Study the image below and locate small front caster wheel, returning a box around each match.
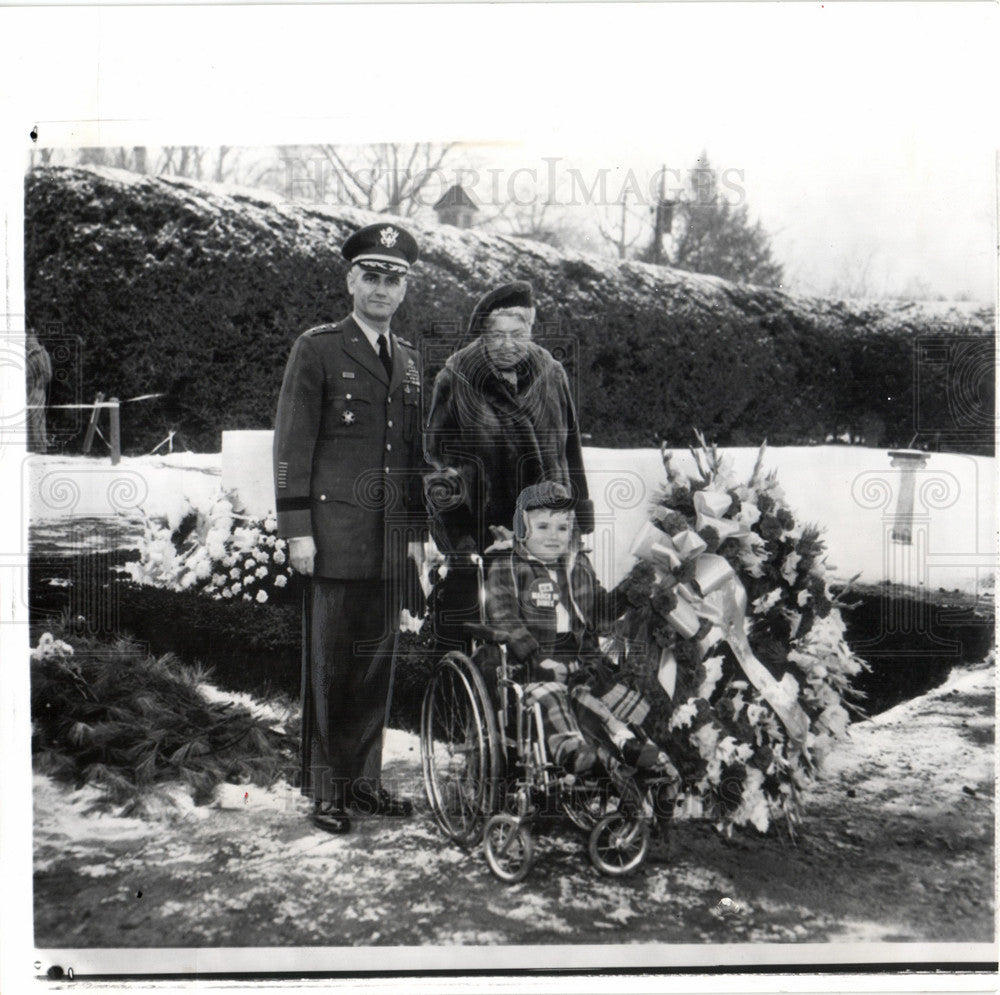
[588,812,649,876]
[483,814,535,883]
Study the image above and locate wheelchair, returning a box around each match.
[419,553,663,883]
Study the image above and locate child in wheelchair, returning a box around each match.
[484,481,680,786]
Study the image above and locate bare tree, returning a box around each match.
[215,146,231,184]
[827,249,884,299]
[595,193,647,260]
[74,146,150,174]
[28,147,56,168]
[281,142,455,216]
[480,175,578,248]
[158,146,208,180]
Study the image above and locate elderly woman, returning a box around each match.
[424,281,594,555]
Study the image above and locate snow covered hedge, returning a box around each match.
[26,165,993,454]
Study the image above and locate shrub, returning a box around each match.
[26,166,994,456]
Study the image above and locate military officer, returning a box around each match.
[274,222,426,834]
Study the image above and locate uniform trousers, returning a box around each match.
[301,578,399,806]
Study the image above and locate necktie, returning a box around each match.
[378,334,393,380]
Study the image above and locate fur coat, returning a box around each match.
[424,338,594,552]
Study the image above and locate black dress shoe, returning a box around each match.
[309,802,351,834]
[351,783,413,817]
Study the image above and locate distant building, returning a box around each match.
[433,184,479,229]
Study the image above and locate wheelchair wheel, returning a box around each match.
[421,651,501,847]
[588,812,650,876]
[483,814,534,883]
[562,778,619,831]
[562,752,650,831]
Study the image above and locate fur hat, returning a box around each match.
[513,481,575,540]
[467,281,535,337]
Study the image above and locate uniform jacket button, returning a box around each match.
[387,420,393,428]
[385,443,392,451]
[319,494,327,501]
[387,396,393,405]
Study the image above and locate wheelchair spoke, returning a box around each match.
[421,652,500,847]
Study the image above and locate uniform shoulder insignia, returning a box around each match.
[395,336,415,349]
[304,322,344,338]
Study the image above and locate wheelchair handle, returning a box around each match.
[468,552,487,624]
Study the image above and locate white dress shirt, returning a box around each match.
[352,311,391,362]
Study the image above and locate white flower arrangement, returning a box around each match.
[124,490,294,604]
[31,632,76,664]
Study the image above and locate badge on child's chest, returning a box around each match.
[527,578,559,609]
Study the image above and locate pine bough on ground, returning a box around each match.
[30,627,299,815]
[31,490,302,812]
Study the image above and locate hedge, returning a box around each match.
[25,166,994,455]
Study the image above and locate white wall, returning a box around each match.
[220,431,995,595]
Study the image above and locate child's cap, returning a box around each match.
[513,481,575,540]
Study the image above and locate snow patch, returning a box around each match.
[488,894,573,933]
[33,775,157,842]
[811,662,994,815]
[383,726,421,761]
[197,681,292,729]
[212,780,301,813]
[76,863,118,878]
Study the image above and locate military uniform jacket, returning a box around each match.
[273,315,427,579]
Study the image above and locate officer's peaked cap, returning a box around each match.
[342,223,419,274]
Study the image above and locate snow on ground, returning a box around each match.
[810,657,995,817]
[32,663,996,950]
[32,775,153,847]
[212,781,303,813]
[27,452,221,524]
[196,681,294,732]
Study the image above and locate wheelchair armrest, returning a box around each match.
[462,622,512,645]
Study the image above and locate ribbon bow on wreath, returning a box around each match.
[629,488,812,763]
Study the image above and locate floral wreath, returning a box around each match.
[612,433,867,834]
